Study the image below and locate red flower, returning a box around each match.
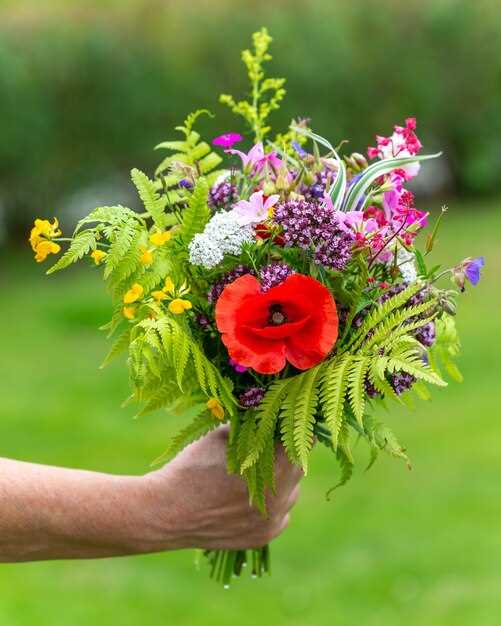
[215,274,338,374]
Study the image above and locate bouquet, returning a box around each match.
[30,28,484,586]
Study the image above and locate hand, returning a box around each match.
[142,426,302,551]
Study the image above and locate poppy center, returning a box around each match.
[268,304,287,326]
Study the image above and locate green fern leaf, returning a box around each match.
[241,377,292,472]
[104,218,139,279]
[292,366,321,473]
[152,411,217,465]
[46,230,97,274]
[347,357,370,427]
[180,178,210,245]
[320,355,352,450]
[74,205,139,234]
[100,327,131,369]
[131,168,168,229]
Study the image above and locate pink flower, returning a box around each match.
[226,142,283,173]
[368,118,423,179]
[230,190,280,226]
[212,133,243,149]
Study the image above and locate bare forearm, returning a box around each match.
[0,458,160,562]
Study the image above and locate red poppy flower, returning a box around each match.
[215,273,338,374]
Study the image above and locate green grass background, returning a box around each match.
[0,201,499,625]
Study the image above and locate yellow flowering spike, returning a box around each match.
[151,290,167,302]
[139,247,153,266]
[207,398,225,421]
[34,240,61,263]
[90,249,107,265]
[163,276,175,294]
[122,306,136,320]
[123,283,144,304]
[168,298,192,315]
[149,230,172,247]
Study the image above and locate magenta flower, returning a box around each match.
[229,358,248,374]
[368,118,423,179]
[212,133,243,149]
[230,190,280,226]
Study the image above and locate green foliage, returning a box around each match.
[219,28,286,141]
[131,168,168,229]
[179,178,210,245]
[429,315,464,382]
[46,230,97,274]
[154,110,224,200]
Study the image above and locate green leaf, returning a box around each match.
[347,357,370,427]
[320,355,352,450]
[131,168,168,229]
[343,152,442,212]
[152,411,217,465]
[46,230,96,274]
[180,177,210,245]
[100,327,131,369]
[104,218,139,279]
[292,366,321,472]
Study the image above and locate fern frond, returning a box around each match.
[279,376,304,464]
[104,218,139,279]
[346,282,424,351]
[100,327,131,369]
[241,377,292,472]
[74,205,139,234]
[346,357,370,427]
[384,353,447,387]
[171,322,191,390]
[327,424,354,497]
[320,355,352,450]
[180,177,210,245]
[46,230,97,274]
[292,366,321,472]
[131,168,168,229]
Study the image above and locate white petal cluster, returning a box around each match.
[397,246,418,283]
[188,211,254,269]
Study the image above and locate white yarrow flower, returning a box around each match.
[188,211,254,269]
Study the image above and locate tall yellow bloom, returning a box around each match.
[123,283,144,304]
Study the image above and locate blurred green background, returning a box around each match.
[0,1,500,625]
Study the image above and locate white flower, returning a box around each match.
[397,247,418,283]
[188,211,254,269]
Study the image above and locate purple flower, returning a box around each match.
[464,256,485,286]
[391,372,416,395]
[239,386,265,407]
[178,179,193,189]
[259,262,294,292]
[229,358,248,374]
[212,133,243,149]
[208,181,238,211]
[230,190,280,226]
[292,140,307,158]
[453,256,485,291]
[415,321,436,347]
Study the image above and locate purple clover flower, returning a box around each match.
[259,262,294,292]
[391,372,416,395]
[415,321,436,347]
[208,264,254,304]
[239,387,265,408]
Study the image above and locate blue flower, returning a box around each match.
[464,256,485,286]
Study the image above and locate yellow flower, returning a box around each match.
[168,298,192,315]
[151,290,167,302]
[34,240,61,263]
[139,247,153,266]
[123,283,144,304]
[90,250,107,265]
[163,276,175,294]
[207,398,225,421]
[29,217,62,252]
[149,230,172,247]
[123,306,136,320]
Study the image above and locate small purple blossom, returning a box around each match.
[195,313,211,329]
[207,264,254,304]
[314,233,353,271]
[239,386,265,408]
[208,181,238,211]
[365,378,380,399]
[292,141,307,158]
[212,133,243,149]
[415,321,436,347]
[391,372,416,395]
[464,256,485,286]
[230,358,248,374]
[259,262,294,292]
[178,178,193,190]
